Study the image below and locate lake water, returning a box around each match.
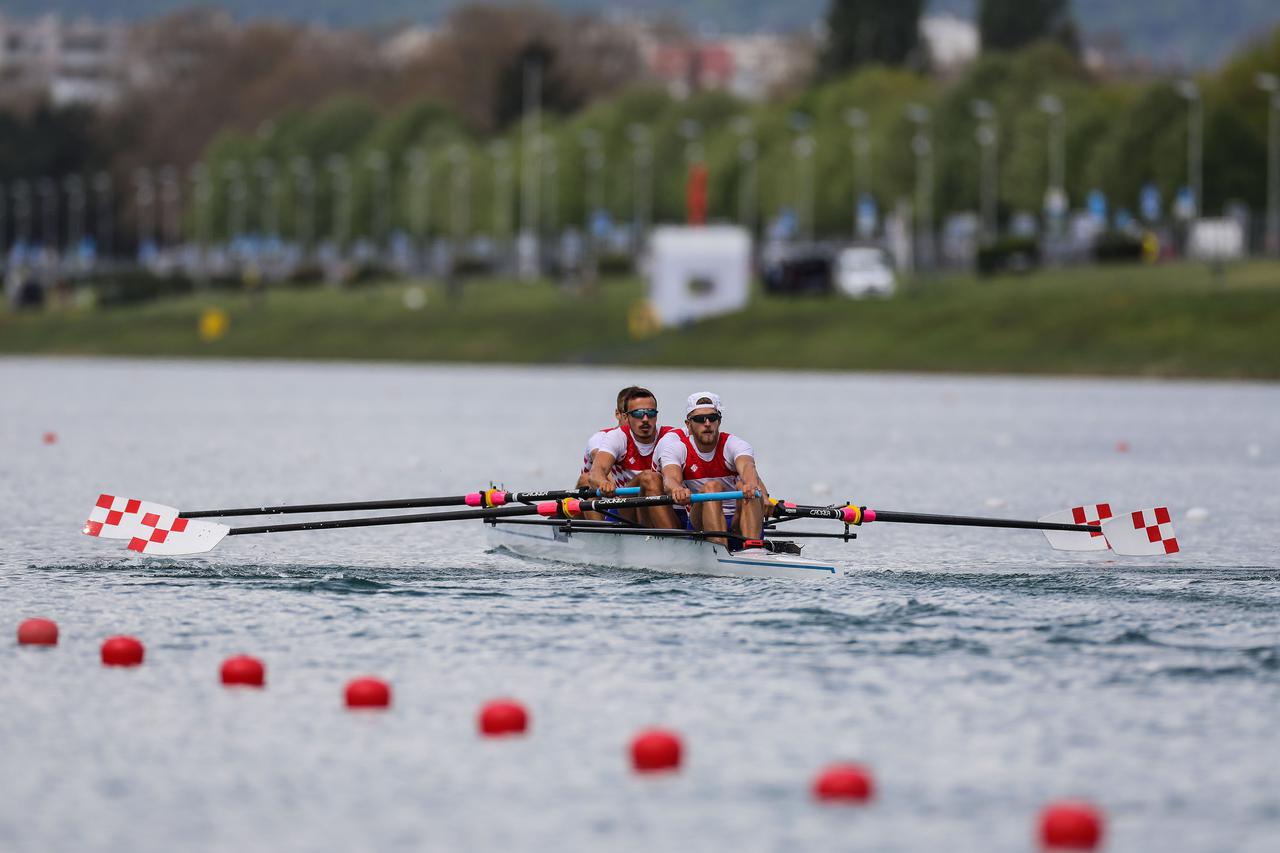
[1,357,1277,852]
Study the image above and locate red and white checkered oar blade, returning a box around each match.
[1039,504,1115,551]
[83,494,181,541]
[1101,507,1180,557]
[123,518,229,556]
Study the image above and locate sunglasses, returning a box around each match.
[626,408,659,420]
[688,413,721,424]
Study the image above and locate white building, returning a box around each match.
[0,13,126,107]
[920,14,979,74]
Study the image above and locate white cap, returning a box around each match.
[685,391,723,418]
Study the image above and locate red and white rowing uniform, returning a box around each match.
[581,424,676,486]
[654,429,755,497]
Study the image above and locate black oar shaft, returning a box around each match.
[227,503,541,535]
[224,493,707,537]
[867,510,1097,534]
[184,495,472,518]
[182,487,606,519]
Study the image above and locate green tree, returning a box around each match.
[819,0,925,79]
[979,0,1079,55]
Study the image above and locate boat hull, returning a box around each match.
[486,522,843,579]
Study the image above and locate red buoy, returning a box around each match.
[220,655,266,687]
[345,677,391,709]
[42,431,58,445]
[1039,801,1104,850]
[101,635,145,666]
[812,763,875,802]
[478,698,529,736]
[630,728,682,772]
[17,618,59,646]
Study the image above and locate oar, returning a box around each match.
[104,492,745,557]
[83,486,641,542]
[768,500,1178,557]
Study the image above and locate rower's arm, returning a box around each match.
[734,455,766,501]
[661,463,692,505]
[587,451,618,493]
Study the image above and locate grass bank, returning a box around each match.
[3,260,1279,378]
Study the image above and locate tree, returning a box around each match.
[979,0,1079,55]
[819,0,925,79]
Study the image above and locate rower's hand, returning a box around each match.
[672,485,693,506]
[600,481,618,497]
[738,475,765,502]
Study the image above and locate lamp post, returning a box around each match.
[907,103,934,270]
[844,108,869,239]
[790,112,815,241]
[37,177,57,254]
[365,150,388,250]
[628,123,652,255]
[519,54,542,280]
[189,163,210,265]
[540,133,559,237]
[447,143,470,246]
[222,161,245,245]
[325,154,350,251]
[732,116,758,236]
[971,99,999,242]
[290,156,314,253]
[579,128,603,238]
[133,167,155,256]
[92,172,112,261]
[489,140,513,247]
[159,165,181,247]
[12,180,32,246]
[1257,72,1279,255]
[404,147,428,248]
[1176,80,1203,218]
[1038,94,1066,233]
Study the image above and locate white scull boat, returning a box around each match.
[485,520,843,579]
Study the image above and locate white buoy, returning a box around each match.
[810,482,832,496]
[984,497,1008,509]
[1246,443,1262,459]
[1185,507,1210,522]
[994,433,1013,448]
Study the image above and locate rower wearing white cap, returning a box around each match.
[655,391,768,548]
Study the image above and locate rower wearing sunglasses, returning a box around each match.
[655,391,769,549]
[579,386,679,526]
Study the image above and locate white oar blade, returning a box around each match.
[83,494,181,541]
[1102,508,1180,556]
[1039,504,1114,551]
[122,517,229,556]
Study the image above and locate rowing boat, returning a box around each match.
[485,520,843,579]
[80,486,1180,577]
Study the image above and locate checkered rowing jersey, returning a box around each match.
[654,429,754,494]
[581,424,676,486]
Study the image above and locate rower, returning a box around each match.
[655,391,768,549]
[579,386,678,526]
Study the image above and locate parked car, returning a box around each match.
[834,247,896,297]
[761,242,833,295]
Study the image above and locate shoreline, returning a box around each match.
[3,260,1279,380]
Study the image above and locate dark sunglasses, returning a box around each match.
[626,408,659,420]
[688,413,721,424]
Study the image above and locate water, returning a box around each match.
[2,358,1277,852]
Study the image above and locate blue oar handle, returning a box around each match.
[690,490,746,503]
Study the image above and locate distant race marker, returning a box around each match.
[17,618,59,646]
